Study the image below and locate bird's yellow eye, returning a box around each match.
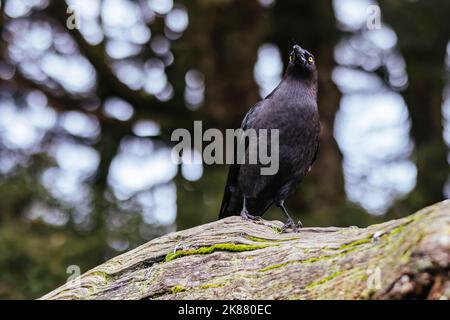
[308,56,314,63]
[289,54,294,63]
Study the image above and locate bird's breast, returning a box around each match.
[256,102,319,138]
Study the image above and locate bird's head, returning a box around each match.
[288,44,316,75]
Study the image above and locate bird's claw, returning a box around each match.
[281,219,303,233]
[240,210,261,221]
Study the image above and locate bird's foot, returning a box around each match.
[240,210,261,221]
[281,218,303,233]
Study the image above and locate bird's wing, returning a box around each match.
[311,140,319,167]
[241,100,262,130]
[309,120,321,170]
[218,102,263,219]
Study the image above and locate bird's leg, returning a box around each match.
[240,197,261,221]
[276,201,302,233]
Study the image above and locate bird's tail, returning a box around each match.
[218,164,242,219]
[219,189,243,219]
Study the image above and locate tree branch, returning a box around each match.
[41,201,450,300]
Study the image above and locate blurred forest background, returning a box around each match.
[0,0,449,299]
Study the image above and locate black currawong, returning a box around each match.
[218,44,320,232]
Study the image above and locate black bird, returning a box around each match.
[218,44,320,232]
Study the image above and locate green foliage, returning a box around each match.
[0,221,105,299]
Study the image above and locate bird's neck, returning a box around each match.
[282,70,318,108]
[284,64,317,84]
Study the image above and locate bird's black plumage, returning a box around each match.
[219,44,320,231]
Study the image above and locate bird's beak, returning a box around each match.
[293,45,307,66]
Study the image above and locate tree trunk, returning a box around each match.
[41,201,450,300]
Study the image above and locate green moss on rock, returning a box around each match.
[245,235,299,243]
[338,238,371,250]
[304,270,345,289]
[259,262,289,272]
[200,283,225,289]
[170,285,186,294]
[165,243,270,262]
